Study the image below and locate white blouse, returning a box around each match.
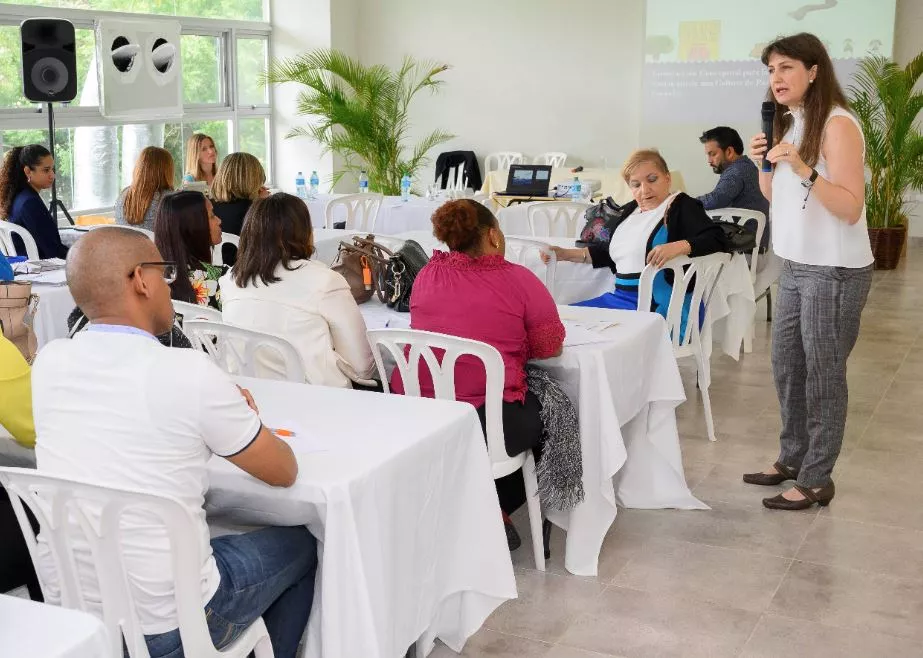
[219,260,376,388]
[609,193,678,274]
[770,106,873,268]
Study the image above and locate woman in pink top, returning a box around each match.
[397,199,565,547]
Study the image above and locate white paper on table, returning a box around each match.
[14,269,68,286]
[264,422,330,454]
[563,320,621,347]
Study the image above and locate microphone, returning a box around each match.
[761,101,776,173]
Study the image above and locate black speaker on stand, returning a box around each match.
[20,17,78,225]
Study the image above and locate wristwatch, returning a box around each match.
[801,168,819,189]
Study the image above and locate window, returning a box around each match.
[0,0,266,22]
[0,2,273,213]
[237,37,268,107]
[182,34,224,106]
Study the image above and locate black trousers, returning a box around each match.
[475,391,544,514]
[0,485,42,600]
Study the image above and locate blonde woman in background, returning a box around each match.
[183,133,218,187]
[114,146,174,231]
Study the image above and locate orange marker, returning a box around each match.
[271,428,297,438]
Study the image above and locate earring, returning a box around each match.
[809,79,814,84]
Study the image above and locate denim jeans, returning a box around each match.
[144,526,318,658]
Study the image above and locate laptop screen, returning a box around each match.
[505,165,553,195]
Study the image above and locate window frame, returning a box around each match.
[0,2,274,194]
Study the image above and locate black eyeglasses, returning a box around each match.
[129,261,177,284]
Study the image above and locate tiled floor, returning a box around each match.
[432,241,923,658]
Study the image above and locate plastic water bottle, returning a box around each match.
[400,174,411,202]
[182,173,195,184]
[295,171,307,199]
[570,176,582,203]
[359,170,369,194]
[309,170,319,198]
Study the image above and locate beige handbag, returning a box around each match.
[0,281,39,362]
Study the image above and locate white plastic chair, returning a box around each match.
[0,467,273,658]
[483,152,524,175]
[638,253,730,442]
[532,152,568,168]
[212,232,240,267]
[0,222,40,260]
[707,208,768,352]
[324,193,383,231]
[173,300,222,323]
[526,201,589,239]
[182,319,308,383]
[366,329,545,570]
[121,226,155,240]
[505,237,557,295]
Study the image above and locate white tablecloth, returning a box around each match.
[305,194,446,234]
[0,594,110,658]
[205,378,516,657]
[23,269,75,349]
[358,302,705,576]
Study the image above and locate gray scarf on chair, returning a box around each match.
[526,365,584,511]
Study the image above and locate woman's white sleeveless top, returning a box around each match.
[771,105,873,268]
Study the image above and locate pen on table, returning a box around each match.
[270,428,297,438]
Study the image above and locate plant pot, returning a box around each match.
[867,226,906,270]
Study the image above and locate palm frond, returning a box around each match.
[265,49,451,195]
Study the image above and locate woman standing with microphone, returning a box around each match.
[745,33,873,510]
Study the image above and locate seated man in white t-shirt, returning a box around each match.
[31,226,317,658]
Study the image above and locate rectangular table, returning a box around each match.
[204,378,516,657]
[359,303,706,576]
[0,593,110,658]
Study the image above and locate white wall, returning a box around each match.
[353,0,645,187]
[269,0,336,194]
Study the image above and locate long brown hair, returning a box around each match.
[761,33,849,168]
[154,190,214,303]
[123,146,174,225]
[233,193,315,288]
[184,133,217,182]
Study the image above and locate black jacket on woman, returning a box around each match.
[587,192,728,272]
[212,198,252,266]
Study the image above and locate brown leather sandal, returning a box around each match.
[742,461,799,486]
[762,482,835,510]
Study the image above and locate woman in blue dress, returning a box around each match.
[548,150,727,333]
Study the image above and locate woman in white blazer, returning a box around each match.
[219,193,376,388]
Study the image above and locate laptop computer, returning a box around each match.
[497,164,552,197]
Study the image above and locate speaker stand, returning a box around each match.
[45,101,74,226]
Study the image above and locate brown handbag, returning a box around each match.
[0,281,39,362]
[331,235,394,303]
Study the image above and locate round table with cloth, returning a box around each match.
[359,301,706,576]
[205,377,516,657]
[0,593,110,658]
[303,194,448,233]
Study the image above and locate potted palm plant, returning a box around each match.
[848,52,923,269]
[265,49,453,195]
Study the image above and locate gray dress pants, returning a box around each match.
[772,259,873,488]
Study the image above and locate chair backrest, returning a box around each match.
[212,232,239,267]
[0,222,40,260]
[637,253,730,352]
[172,300,222,323]
[707,207,765,280]
[324,193,383,231]
[526,201,589,239]
[366,328,523,478]
[440,164,469,192]
[532,152,567,168]
[504,237,557,294]
[483,152,524,175]
[121,226,155,240]
[0,467,224,658]
[182,319,308,383]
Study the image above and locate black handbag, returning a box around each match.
[383,240,429,312]
[578,197,625,246]
[714,221,757,253]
